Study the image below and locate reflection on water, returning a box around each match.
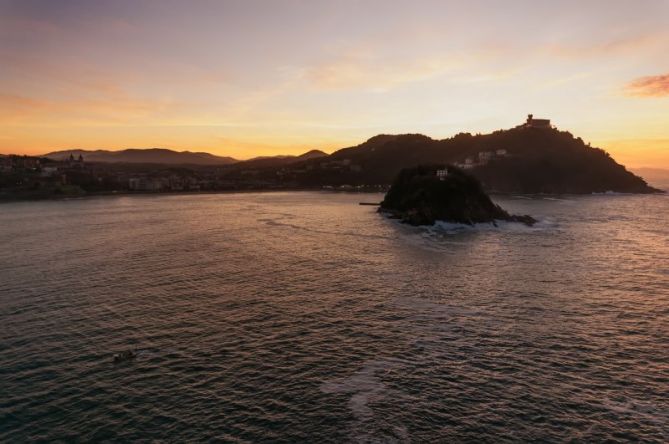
[1,192,668,442]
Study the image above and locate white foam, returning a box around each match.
[389,218,557,252]
[542,197,572,201]
[591,191,633,195]
[320,359,403,420]
[429,218,555,235]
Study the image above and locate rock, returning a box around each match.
[379,165,536,226]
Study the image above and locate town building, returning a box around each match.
[454,147,510,170]
[40,166,59,177]
[524,114,551,129]
[0,156,12,172]
[478,151,494,162]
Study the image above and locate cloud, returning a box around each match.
[547,32,666,59]
[625,73,669,97]
[303,51,462,92]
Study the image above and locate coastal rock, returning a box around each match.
[379,165,536,226]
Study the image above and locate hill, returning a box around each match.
[234,149,327,169]
[297,149,329,160]
[43,148,237,165]
[278,127,659,194]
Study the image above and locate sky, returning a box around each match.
[1,0,668,167]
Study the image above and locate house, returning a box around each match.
[436,169,448,180]
[525,114,551,129]
[0,156,12,172]
[478,151,494,163]
[66,153,85,169]
[129,177,166,191]
[40,166,59,177]
[128,177,144,190]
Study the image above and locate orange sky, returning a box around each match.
[1,0,668,167]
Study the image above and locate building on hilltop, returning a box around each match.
[478,151,494,163]
[66,153,85,169]
[454,148,510,170]
[436,169,448,180]
[524,114,551,129]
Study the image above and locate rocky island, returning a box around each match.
[379,165,536,226]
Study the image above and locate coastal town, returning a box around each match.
[0,151,381,200]
[0,153,233,199]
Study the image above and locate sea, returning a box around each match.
[1,192,668,443]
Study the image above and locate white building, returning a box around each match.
[525,114,551,128]
[478,151,494,163]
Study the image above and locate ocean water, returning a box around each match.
[1,192,668,443]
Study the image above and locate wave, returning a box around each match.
[591,191,634,195]
[429,218,556,234]
[320,359,412,442]
[541,197,573,201]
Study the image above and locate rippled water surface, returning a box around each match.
[1,192,668,442]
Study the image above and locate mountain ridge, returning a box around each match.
[235,126,660,194]
[32,124,663,194]
[43,148,238,165]
[235,149,328,168]
[42,148,329,167]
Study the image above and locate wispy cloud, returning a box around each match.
[625,73,669,97]
[547,32,666,59]
[303,51,463,92]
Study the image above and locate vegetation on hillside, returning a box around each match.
[380,165,536,226]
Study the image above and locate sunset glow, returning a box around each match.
[1,0,668,167]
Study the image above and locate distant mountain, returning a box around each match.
[253,127,659,194]
[233,149,327,169]
[297,149,329,160]
[631,168,669,191]
[43,148,237,165]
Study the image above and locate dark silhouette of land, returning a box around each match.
[227,149,327,169]
[44,148,237,165]
[275,120,658,194]
[1,117,662,200]
[379,165,536,226]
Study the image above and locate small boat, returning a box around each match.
[113,349,137,363]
